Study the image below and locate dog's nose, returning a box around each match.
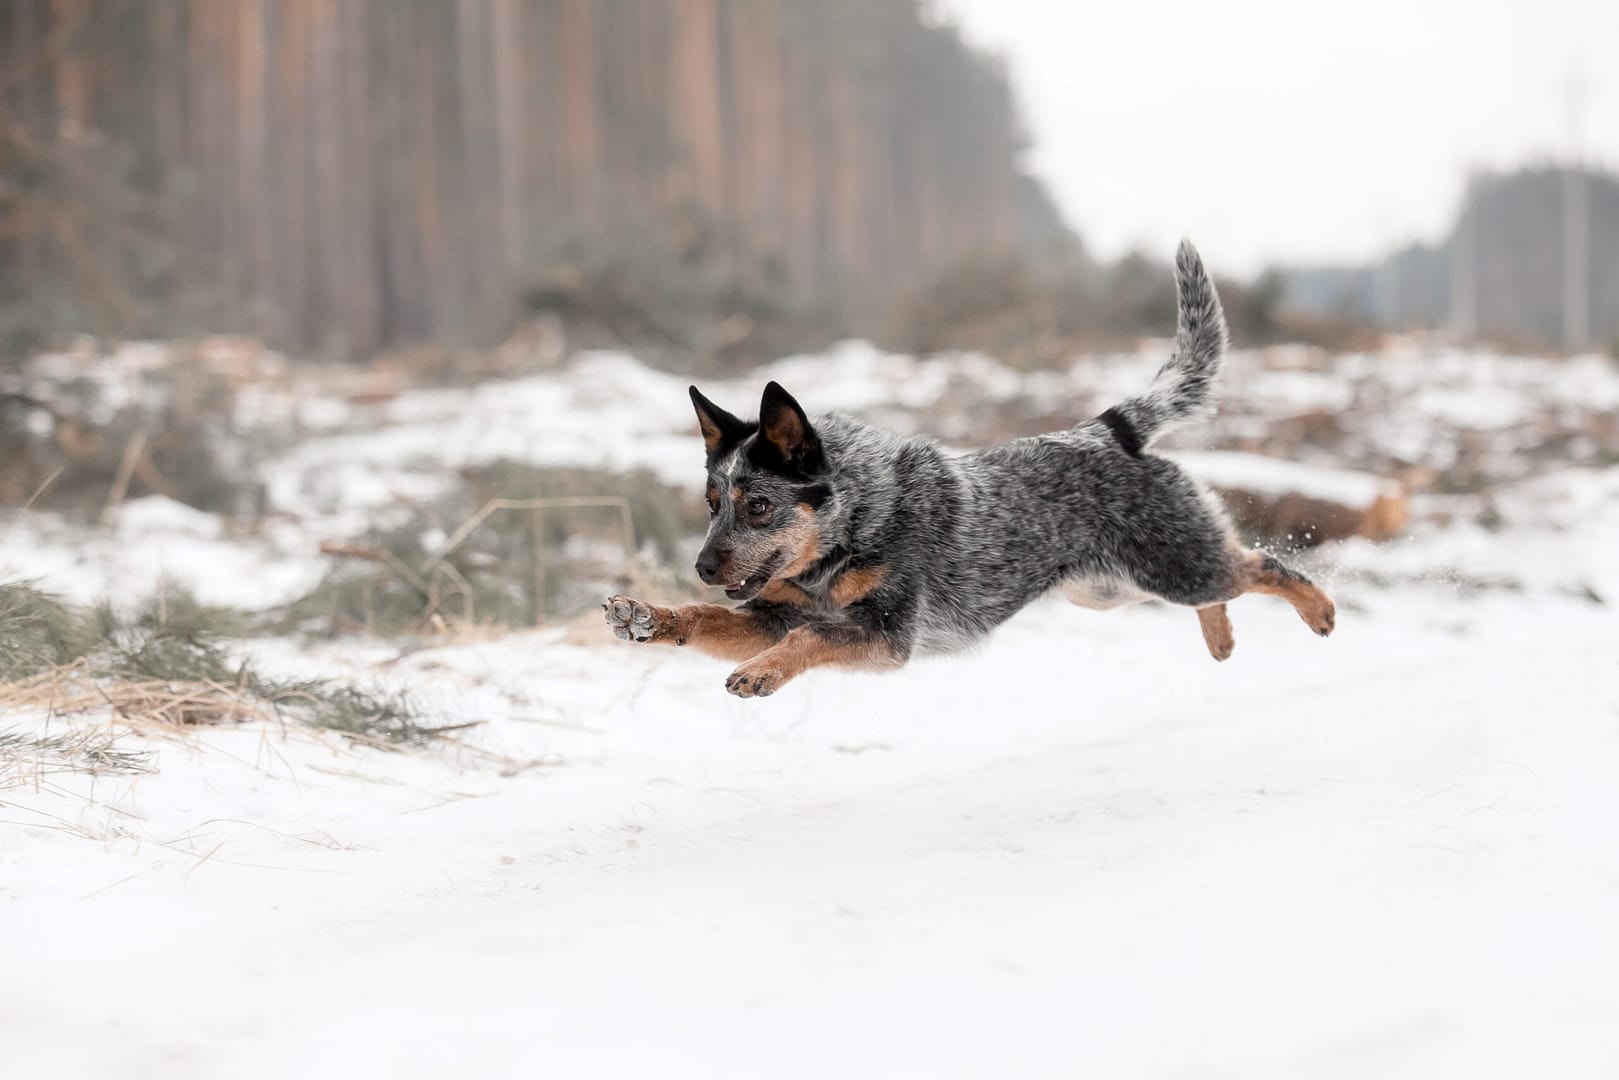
[695,549,721,584]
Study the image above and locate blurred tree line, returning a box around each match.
[0,0,1091,364]
[1282,166,1619,354]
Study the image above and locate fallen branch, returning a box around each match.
[421,495,637,576]
[419,495,638,625]
[318,541,432,597]
[100,427,147,524]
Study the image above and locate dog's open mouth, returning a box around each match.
[721,551,785,601]
[723,575,765,600]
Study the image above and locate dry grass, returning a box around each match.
[5,660,263,728]
[0,724,153,792]
[0,581,462,786]
[278,461,704,637]
[1,347,273,518]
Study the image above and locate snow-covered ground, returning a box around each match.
[4,339,1618,1077]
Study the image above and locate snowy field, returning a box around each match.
[4,339,1618,1078]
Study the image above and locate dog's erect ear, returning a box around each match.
[690,386,751,462]
[757,381,823,474]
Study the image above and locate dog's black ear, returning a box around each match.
[689,386,751,462]
[757,381,823,475]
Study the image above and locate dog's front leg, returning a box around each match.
[604,595,783,661]
[723,625,901,699]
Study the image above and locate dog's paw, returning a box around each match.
[1305,597,1336,638]
[603,595,665,643]
[725,660,788,699]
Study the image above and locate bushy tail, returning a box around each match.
[1110,240,1228,450]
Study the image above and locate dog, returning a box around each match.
[604,241,1334,697]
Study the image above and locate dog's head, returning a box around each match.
[688,382,831,601]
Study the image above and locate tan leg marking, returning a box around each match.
[604,596,781,661]
[725,627,898,698]
[1196,603,1234,661]
[829,565,888,608]
[1238,552,1335,637]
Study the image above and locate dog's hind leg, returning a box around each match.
[1235,552,1335,637]
[1196,603,1234,661]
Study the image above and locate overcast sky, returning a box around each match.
[941,0,1619,277]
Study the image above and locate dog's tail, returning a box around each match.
[1099,240,1228,453]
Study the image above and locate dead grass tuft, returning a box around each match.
[0,725,154,791]
[0,581,459,765]
[278,462,704,637]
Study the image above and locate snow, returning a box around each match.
[1410,384,1533,430]
[0,498,325,611]
[1328,467,1619,602]
[260,353,707,506]
[1173,450,1400,507]
[762,340,1027,414]
[4,338,1619,1077]
[6,595,1618,1078]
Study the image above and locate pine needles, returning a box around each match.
[0,727,154,787]
[0,581,95,682]
[0,580,455,751]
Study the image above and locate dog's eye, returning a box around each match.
[746,497,772,517]
[705,494,719,516]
